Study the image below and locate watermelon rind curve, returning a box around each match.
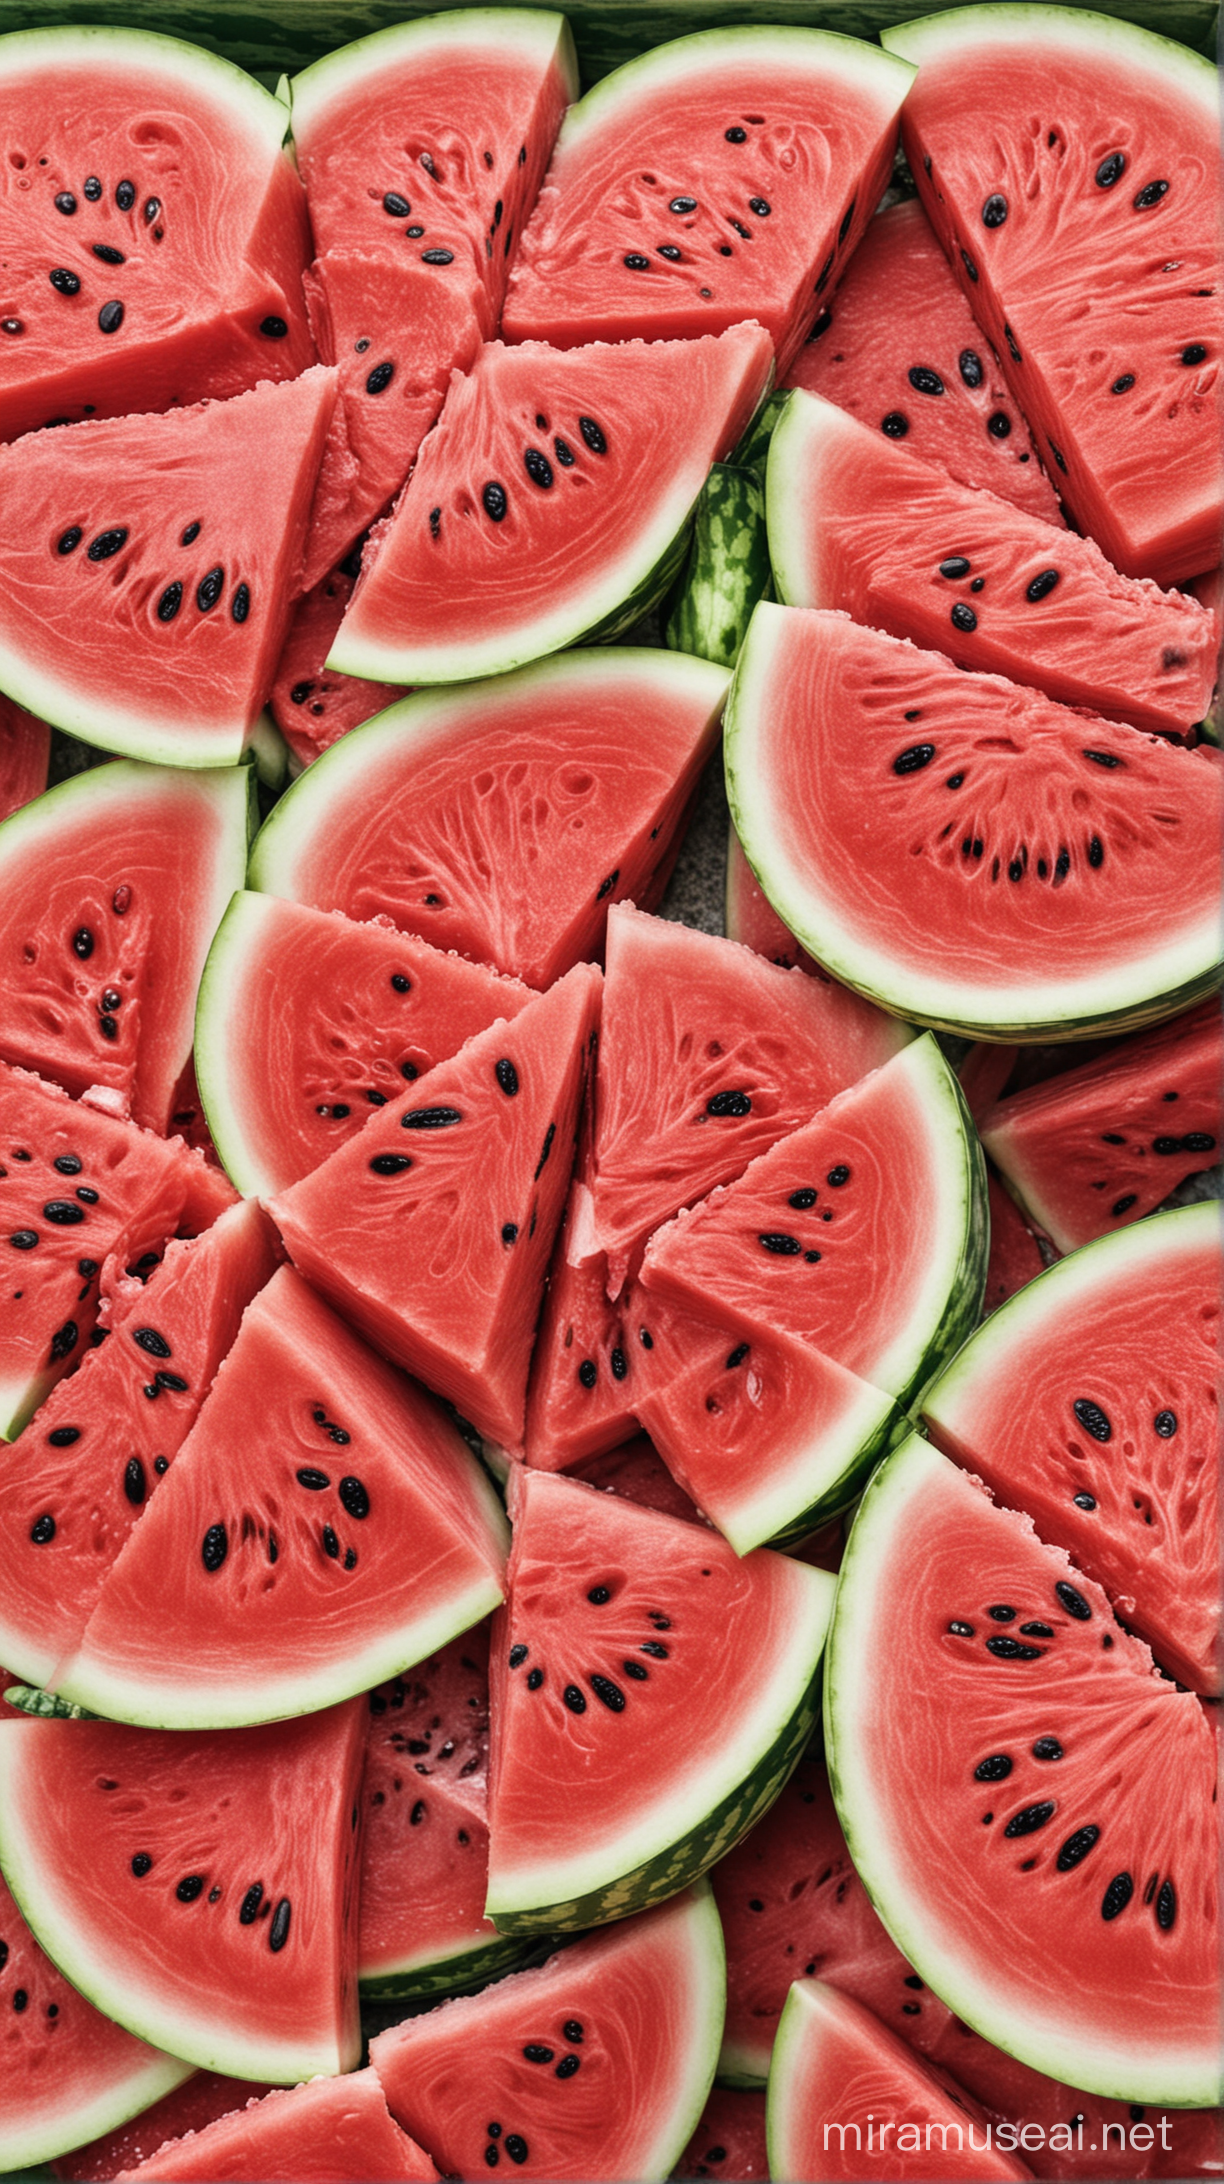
[0,23,292,155]
[288,8,578,140]
[881,2,1218,118]
[0,2045,192,2175]
[486,1561,835,1936]
[359,1927,536,2006]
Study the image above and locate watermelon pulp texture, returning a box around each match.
[110,2069,438,2182]
[676,2088,768,2182]
[268,562,407,770]
[54,2072,273,2182]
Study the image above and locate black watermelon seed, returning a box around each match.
[201,1523,227,1572]
[99,1016,118,1042]
[951,603,978,632]
[1153,1410,1177,1437]
[591,1674,625,1711]
[383,192,411,217]
[948,1621,974,1636]
[1133,180,1168,210]
[370,1153,412,1176]
[485,2150,499,2169]
[959,349,984,387]
[10,1230,38,1250]
[269,1897,291,1950]
[986,1636,1044,1659]
[641,1640,669,1660]
[402,1106,462,1129]
[0,319,23,335]
[961,247,978,282]
[726,1343,750,1369]
[894,743,936,774]
[554,437,575,466]
[123,1457,147,1505]
[939,556,970,578]
[1087,836,1104,868]
[155,1457,169,1475]
[1004,1802,1055,1838]
[1182,344,1208,367]
[133,1327,171,1359]
[1032,1737,1063,1761]
[1019,1623,1054,1638]
[1074,1492,1097,1510]
[49,1322,78,1361]
[670,195,697,213]
[804,1249,821,1263]
[322,1526,340,1559]
[49,267,81,295]
[1055,1581,1092,1620]
[1111,1194,1138,1216]
[1026,569,1060,601]
[1004,325,1022,362]
[610,1346,627,1380]
[84,176,102,201]
[788,1189,817,1209]
[509,1644,528,1667]
[707,1089,751,1116]
[577,1359,597,1390]
[196,567,224,613]
[639,1328,653,1349]
[131,1853,152,1876]
[623,1660,648,1680]
[239,1884,263,1924]
[524,2044,554,2064]
[989,1606,1017,1622]
[623,250,651,270]
[1101,1872,1134,1919]
[91,243,125,265]
[30,1515,55,1544]
[809,308,832,339]
[47,1426,80,1446]
[564,2021,584,2042]
[1048,440,1068,472]
[1182,1132,1216,1153]
[987,412,1011,438]
[725,125,747,141]
[908,366,944,396]
[555,2055,580,2078]
[154,580,182,630]
[97,300,124,334]
[579,416,607,454]
[974,1755,1013,1781]
[881,411,909,437]
[144,197,161,223]
[657,243,682,261]
[231,583,251,624]
[596,870,619,901]
[971,577,986,593]
[43,1201,85,1225]
[524,446,554,489]
[1095,152,1126,188]
[365,361,394,395]
[505,2139,528,2167]
[1073,1398,1111,1442]
[495,1059,519,1097]
[419,246,455,264]
[1112,373,1136,394]
[338,1477,369,1520]
[563,1684,586,1713]
[297,1468,330,1491]
[154,1369,187,1393]
[1156,1880,1176,1929]
[827,1165,850,1186]
[759,1232,802,1255]
[534,1122,555,1179]
[501,1223,518,1245]
[87,527,128,561]
[749,197,770,216]
[482,481,508,522]
[55,190,77,214]
[176,1875,205,1902]
[526,1667,544,1690]
[981,193,1008,227]
[1083,749,1122,770]
[58,525,83,554]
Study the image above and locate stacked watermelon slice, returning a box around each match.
[0,2,1217,2179]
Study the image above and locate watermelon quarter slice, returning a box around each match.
[111,2070,438,2182]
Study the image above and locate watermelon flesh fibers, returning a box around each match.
[111,2069,438,2182]
[54,2073,273,2183]
[268,560,406,771]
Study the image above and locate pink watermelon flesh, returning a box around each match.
[769,1979,1032,2182]
[723,824,817,974]
[0,761,250,1132]
[369,1890,721,2181]
[61,1263,506,1727]
[269,964,600,1449]
[566,1434,706,1530]
[0,42,314,443]
[0,1701,366,2081]
[979,998,1222,1253]
[55,2073,273,2182]
[771,389,1217,737]
[501,33,910,377]
[592,902,910,1292]
[0,372,337,767]
[923,1205,1219,1694]
[112,2068,438,2181]
[676,2088,768,2181]
[269,559,407,769]
[782,198,1061,522]
[982,1173,1049,1317]
[251,649,726,989]
[0,694,50,823]
[0,1198,278,1691]
[328,326,773,685]
[957,1044,1019,1124]
[892,22,1223,585]
[197,893,534,1198]
[525,1178,639,1470]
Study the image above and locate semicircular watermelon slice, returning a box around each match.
[726,604,1224,1040]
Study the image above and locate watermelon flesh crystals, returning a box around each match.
[111,2069,439,2182]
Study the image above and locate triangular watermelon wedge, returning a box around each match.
[270,963,602,1448]
[111,2069,439,2182]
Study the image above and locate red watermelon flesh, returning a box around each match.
[592,902,911,1293]
[0,1064,237,1442]
[676,2088,768,2181]
[195,893,535,1199]
[112,2068,438,2181]
[501,28,913,378]
[566,1435,706,1530]
[249,648,727,990]
[269,561,407,770]
[327,326,773,687]
[0,371,337,769]
[0,694,50,823]
[979,998,1222,1254]
[723,823,815,973]
[55,2073,273,2181]
[270,964,601,1449]
[0,760,251,1132]
[0,31,315,445]
[0,1198,278,1692]
[524,1179,639,1471]
[983,1173,1049,1317]
[0,1701,366,2082]
[957,1044,1018,1124]
[782,199,1061,523]
[886,14,1223,586]
[61,1263,507,1728]
[768,389,1217,739]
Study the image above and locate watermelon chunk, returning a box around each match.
[782,199,1061,523]
[111,2069,438,2181]
[524,1179,639,1472]
[723,822,815,973]
[566,1434,706,1529]
[0,372,337,768]
[883,7,1223,585]
[501,27,914,377]
[268,560,407,771]
[369,1887,726,2182]
[0,1701,366,2081]
[676,2089,768,2182]
[726,604,1224,1039]
[982,1172,1049,1316]
[768,389,1218,738]
[327,326,773,686]
[0,694,50,824]
[55,2073,273,2182]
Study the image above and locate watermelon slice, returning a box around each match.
[55,2073,273,2182]
[825,1435,1220,2106]
[767,389,1217,738]
[676,2089,768,2182]
[781,198,1061,522]
[0,761,252,1130]
[566,1434,706,1529]
[268,559,406,771]
[724,822,814,973]
[923,1201,1220,1693]
[58,1264,508,1727]
[248,649,728,988]
[978,999,1221,1251]
[982,1173,1049,1316]
[485,1468,834,1931]
[0,694,50,824]
[195,893,534,1197]
[0,371,337,768]
[726,604,1224,1039]
[0,1701,366,2081]
[768,1980,1033,2182]
[883,7,1223,586]
[501,26,914,376]
[0,1199,278,1692]
[664,461,771,670]
[327,325,773,686]
[523,1174,640,1471]
[369,1887,726,2182]
[111,2070,439,2181]
[592,903,912,1291]
[0,26,314,444]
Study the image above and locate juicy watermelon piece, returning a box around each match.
[370,1887,726,2182]
[923,1201,1220,1693]
[676,2089,768,2181]
[982,1173,1049,1316]
[0,1064,237,1441]
[0,1199,278,1692]
[524,1180,639,1471]
[781,199,1061,522]
[55,2073,273,2182]
[249,649,728,988]
[195,893,534,1197]
[111,2069,438,2181]
[883,7,1223,586]
[0,27,314,444]
[664,462,771,670]
[270,965,599,1448]
[0,1701,366,2081]
[0,761,252,1130]
[501,27,914,376]
[641,1035,986,1413]
[978,999,1222,1251]
[723,822,815,973]
[327,326,773,686]
[0,694,50,823]
[59,1264,507,1727]
[767,389,1217,738]
[269,560,407,770]
[768,1980,1032,2182]
[0,372,337,768]
[567,1435,705,1529]
[592,903,912,1291]
[485,1468,834,1931]
[726,604,1224,1039]
[825,1435,1220,2105]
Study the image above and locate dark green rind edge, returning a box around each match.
[2,1686,95,1718]
[489,1646,824,1936]
[731,389,791,482]
[665,464,772,671]
[763,1396,910,1551]
[578,508,696,649]
[359,1930,534,2003]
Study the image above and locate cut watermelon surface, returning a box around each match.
[54,2072,273,2182]
[676,2089,768,2182]
[111,2070,439,2182]
[982,1172,1049,1315]
[268,562,407,771]
[0,695,50,824]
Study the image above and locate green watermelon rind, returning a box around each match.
[0,2045,193,2175]
[487,1562,835,1935]
[731,389,791,482]
[664,463,773,670]
[881,2,1218,118]
[0,21,291,150]
[751,1388,910,1554]
[287,6,578,146]
[359,1927,535,2003]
